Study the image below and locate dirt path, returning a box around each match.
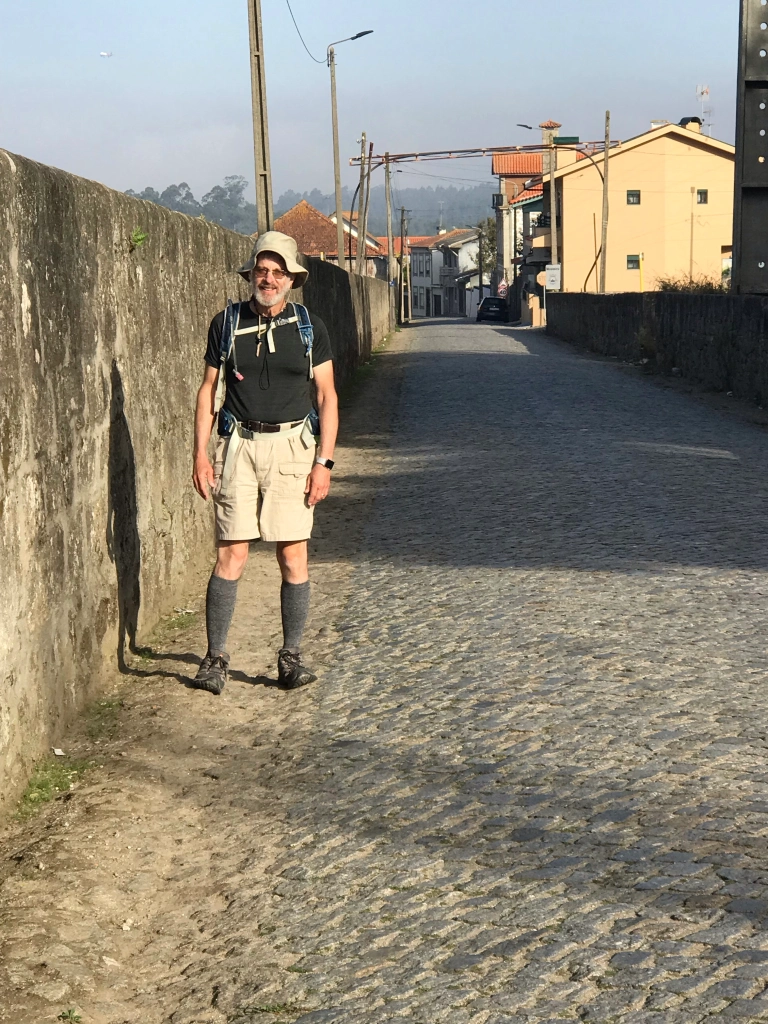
[0,332,408,1024]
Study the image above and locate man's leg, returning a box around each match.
[192,541,249,695]
[276,540,316,688]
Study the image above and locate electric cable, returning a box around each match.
[285,0,325,63]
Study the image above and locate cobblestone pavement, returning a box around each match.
[228,322,768,1024]
[6,319,768,1024]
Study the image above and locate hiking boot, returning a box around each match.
[191,651,229,695]
[277,649,317,689]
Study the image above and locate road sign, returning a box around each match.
[497,279,508,298]
[545,263,562,291]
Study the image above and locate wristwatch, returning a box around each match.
[315,456,334,470]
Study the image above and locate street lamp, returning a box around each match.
[328,30,373,272]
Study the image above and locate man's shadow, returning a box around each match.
[106,360,142,673]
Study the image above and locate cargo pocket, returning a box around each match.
[278,461,310,498]
[212,436,228,497]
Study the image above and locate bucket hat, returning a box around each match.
[237,231,308,287]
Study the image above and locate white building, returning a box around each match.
[410,229,479,317]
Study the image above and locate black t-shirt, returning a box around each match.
[205,301,333,423]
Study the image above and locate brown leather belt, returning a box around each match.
[243,419,303,434]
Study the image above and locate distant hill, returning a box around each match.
[126,176,496,237]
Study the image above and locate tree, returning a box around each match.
[158,182,201,217]
[200,175,256,234]
[471,217,497,274]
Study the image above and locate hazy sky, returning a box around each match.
[1,0,739,201]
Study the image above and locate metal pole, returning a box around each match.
[599,110,610,293]
[247,0,273,234]
[329,47,346,271]
[478,226,484,309]
[355,133,367,274]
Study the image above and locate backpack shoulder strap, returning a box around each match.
[293,302,315,379]
[214,300,241,413]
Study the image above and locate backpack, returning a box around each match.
[214,301,318,436]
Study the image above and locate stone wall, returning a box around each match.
[0,148,389,812]
[546,292,768,404]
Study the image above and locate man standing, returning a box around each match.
[191,231,337,693]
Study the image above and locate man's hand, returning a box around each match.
[305,463,331,506]
[193,454,215,500]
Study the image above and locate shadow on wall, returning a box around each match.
[106,360,141,672]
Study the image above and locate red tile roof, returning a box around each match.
[539,119,562,129]
[374,236,433,256]
[510,185,544,206]
[274,200,381,259]
[410,228,478,250]
[491,152,544,176]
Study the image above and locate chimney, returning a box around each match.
[679,116,703,133]
[539,119,562,176]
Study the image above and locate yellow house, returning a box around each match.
[541,120,735,292]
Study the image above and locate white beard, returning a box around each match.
[254,278,293,310]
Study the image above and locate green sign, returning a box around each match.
[554,136,580,145]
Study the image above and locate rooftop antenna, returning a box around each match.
[696,84,710,132]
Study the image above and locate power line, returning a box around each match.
[285,0,324,63]
[395,167,497,186]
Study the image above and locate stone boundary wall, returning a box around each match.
[546,292,768,404]
[0,148,389,811]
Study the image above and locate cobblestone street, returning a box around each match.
[247,321,768,1023]
[6,318,768,1024]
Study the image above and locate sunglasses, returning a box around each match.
[254,266,291,281]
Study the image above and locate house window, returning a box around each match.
[419,287,425,307]
[697,189,709,204]
[627,190,641,205]
[627,255,640,270]
[426,255,431,276]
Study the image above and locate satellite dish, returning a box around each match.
[99,51,113,58]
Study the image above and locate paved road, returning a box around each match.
[7,317,768,1024]
[234,320,768,1023]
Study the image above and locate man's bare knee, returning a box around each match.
[276,540,308,584]
[214,541,250,580]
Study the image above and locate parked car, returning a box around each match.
[476,297,508,322]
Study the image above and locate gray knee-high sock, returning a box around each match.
[206,574,238,657]
[281,580,310,653]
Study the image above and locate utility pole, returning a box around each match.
[548,138,558,268]
[399,207,410,323]
[385,153,395,287]
[732,0,768,293]
[360,140,374,275]
[247,0,273,234]
[355,133,367,274]
[329,47,345,271]
[385,154,395,326]
[599,110,611,294]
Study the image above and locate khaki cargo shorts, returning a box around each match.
[212,423,317,542]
